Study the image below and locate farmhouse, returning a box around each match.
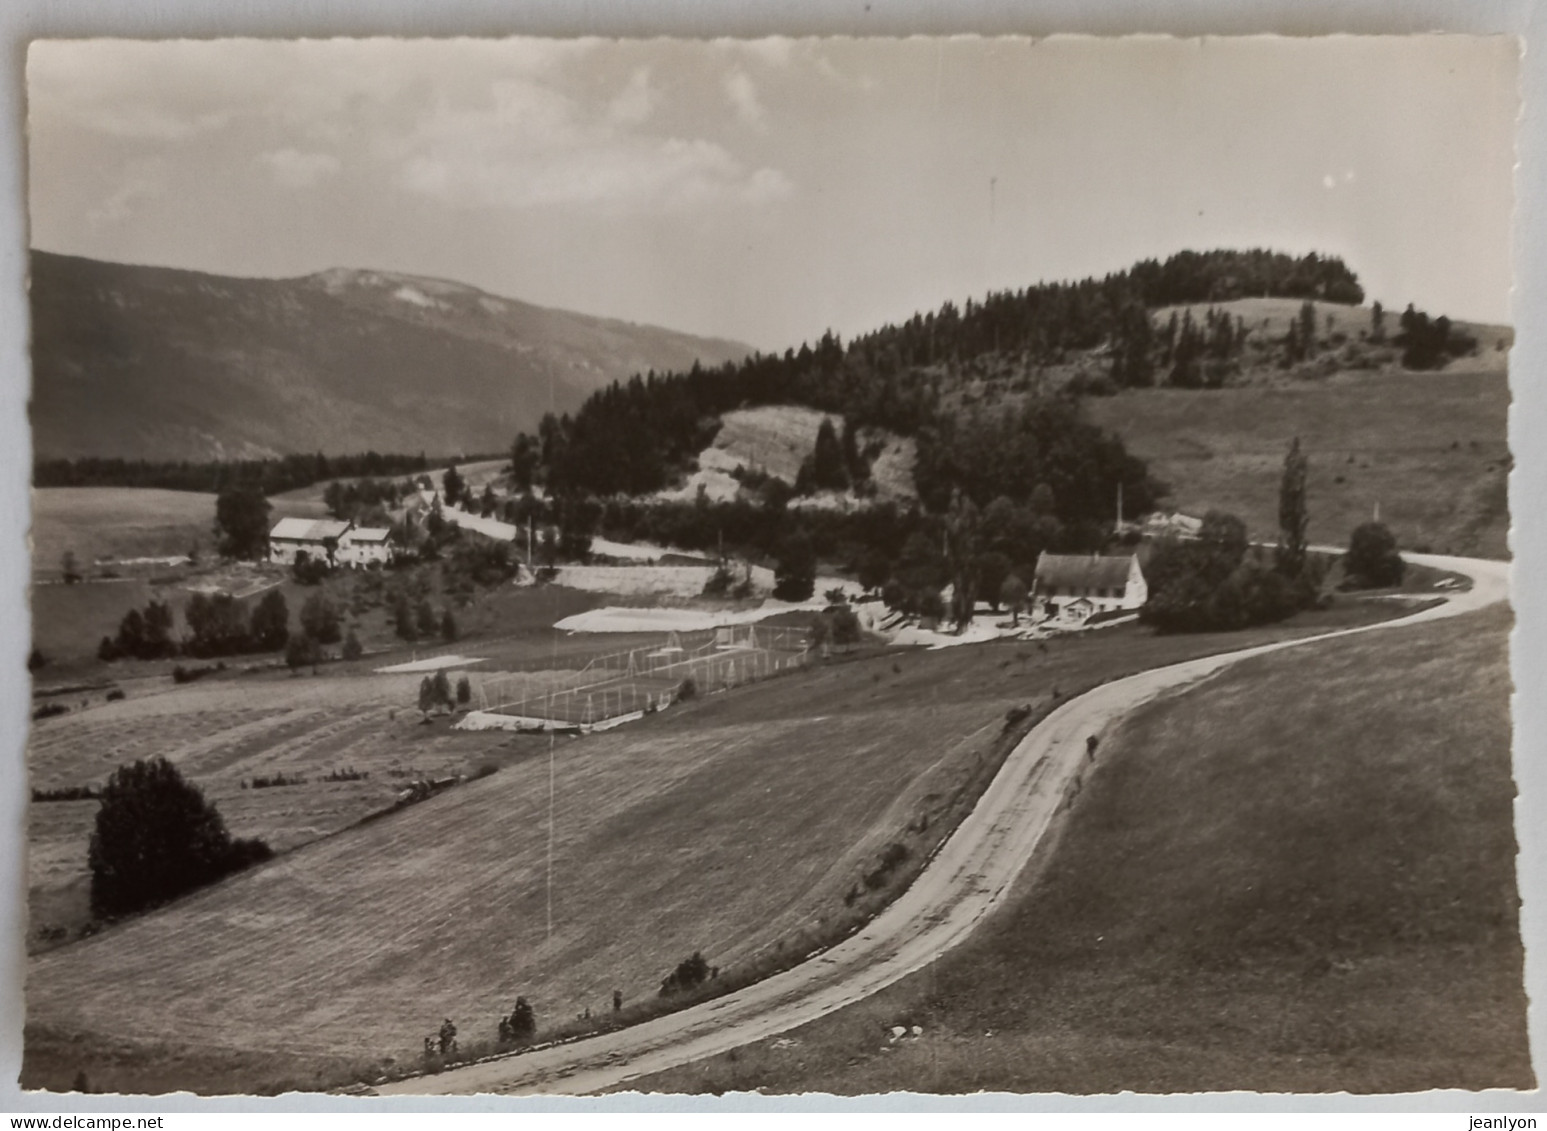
[1033,552,1147,622]
[338,526,392,567]
[268,517,352,567]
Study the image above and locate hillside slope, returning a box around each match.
[29,251,750,461]
[1086,368,1510,557]
[644,602,1527,1095]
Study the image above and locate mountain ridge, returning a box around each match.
[28,250,751,461]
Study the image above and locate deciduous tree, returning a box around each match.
[214,483,272,561]
[88,757,271,918]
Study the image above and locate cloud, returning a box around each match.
[86,158,167,226]
[391,75,791,213]
[607,67,657,126]
[260,148,342,188]
[723,69,765,129]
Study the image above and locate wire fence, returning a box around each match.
[477,624,811,726]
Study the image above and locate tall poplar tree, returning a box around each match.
[1276,437,1310,579]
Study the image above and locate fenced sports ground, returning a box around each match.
[468,623,811,730]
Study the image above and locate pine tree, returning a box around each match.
[442,465,465,509]
[810,419,849,491]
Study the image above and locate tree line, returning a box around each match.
[525,249,1364,500]
[34,451,444,495]
[97,587,360,667]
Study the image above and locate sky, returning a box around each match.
[26,35,1519,351]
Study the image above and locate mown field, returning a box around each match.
[31,486,330,578]
[23,592,1431,1095]
[1087,368,1510,558]
[640,602,1528,1095]
[30,488,216,575]
[26,667,532,950]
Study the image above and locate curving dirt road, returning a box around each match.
[379,552,1508,1096]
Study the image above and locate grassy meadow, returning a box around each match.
[639,602,1528,1095]
[1087,368,1510,558]
[22,590,1433,1095]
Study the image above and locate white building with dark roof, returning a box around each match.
[1033,552,1147,622]
[268,517,353,567]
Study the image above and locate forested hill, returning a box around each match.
[532,248,1367,505]
[29,251,751,462]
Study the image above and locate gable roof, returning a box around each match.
[343,526,391,543]
[270,517,351,542]
[1034,553,1139,590]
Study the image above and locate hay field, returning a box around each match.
[30,488,215,576]
[26,668,515,949]
[23,596,1425,1094]
[644,603,1527,1095]
[1087,369,1510,558]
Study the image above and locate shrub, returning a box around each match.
[248,772,306,789]
[863,842,911,890]
[32,702,69,720]
[32,784,99,802]
[501,996,536,1043]
[88,756,272,918]
[291,551,331,586]
[676,676,698,702]
[829,605,863,647]
[106,689,126,702]
[341,630,363,661]
[659,951,712,996]
[172,662,224,685]
[1343,521,1405,589]
[28,647,47,673]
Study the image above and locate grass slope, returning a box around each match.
[1087,369,1510,558]
[23,595,1427,1094]
[641,602,1528,1095]
[30,251,750,461]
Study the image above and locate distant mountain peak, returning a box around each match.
[30,250,751,461]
